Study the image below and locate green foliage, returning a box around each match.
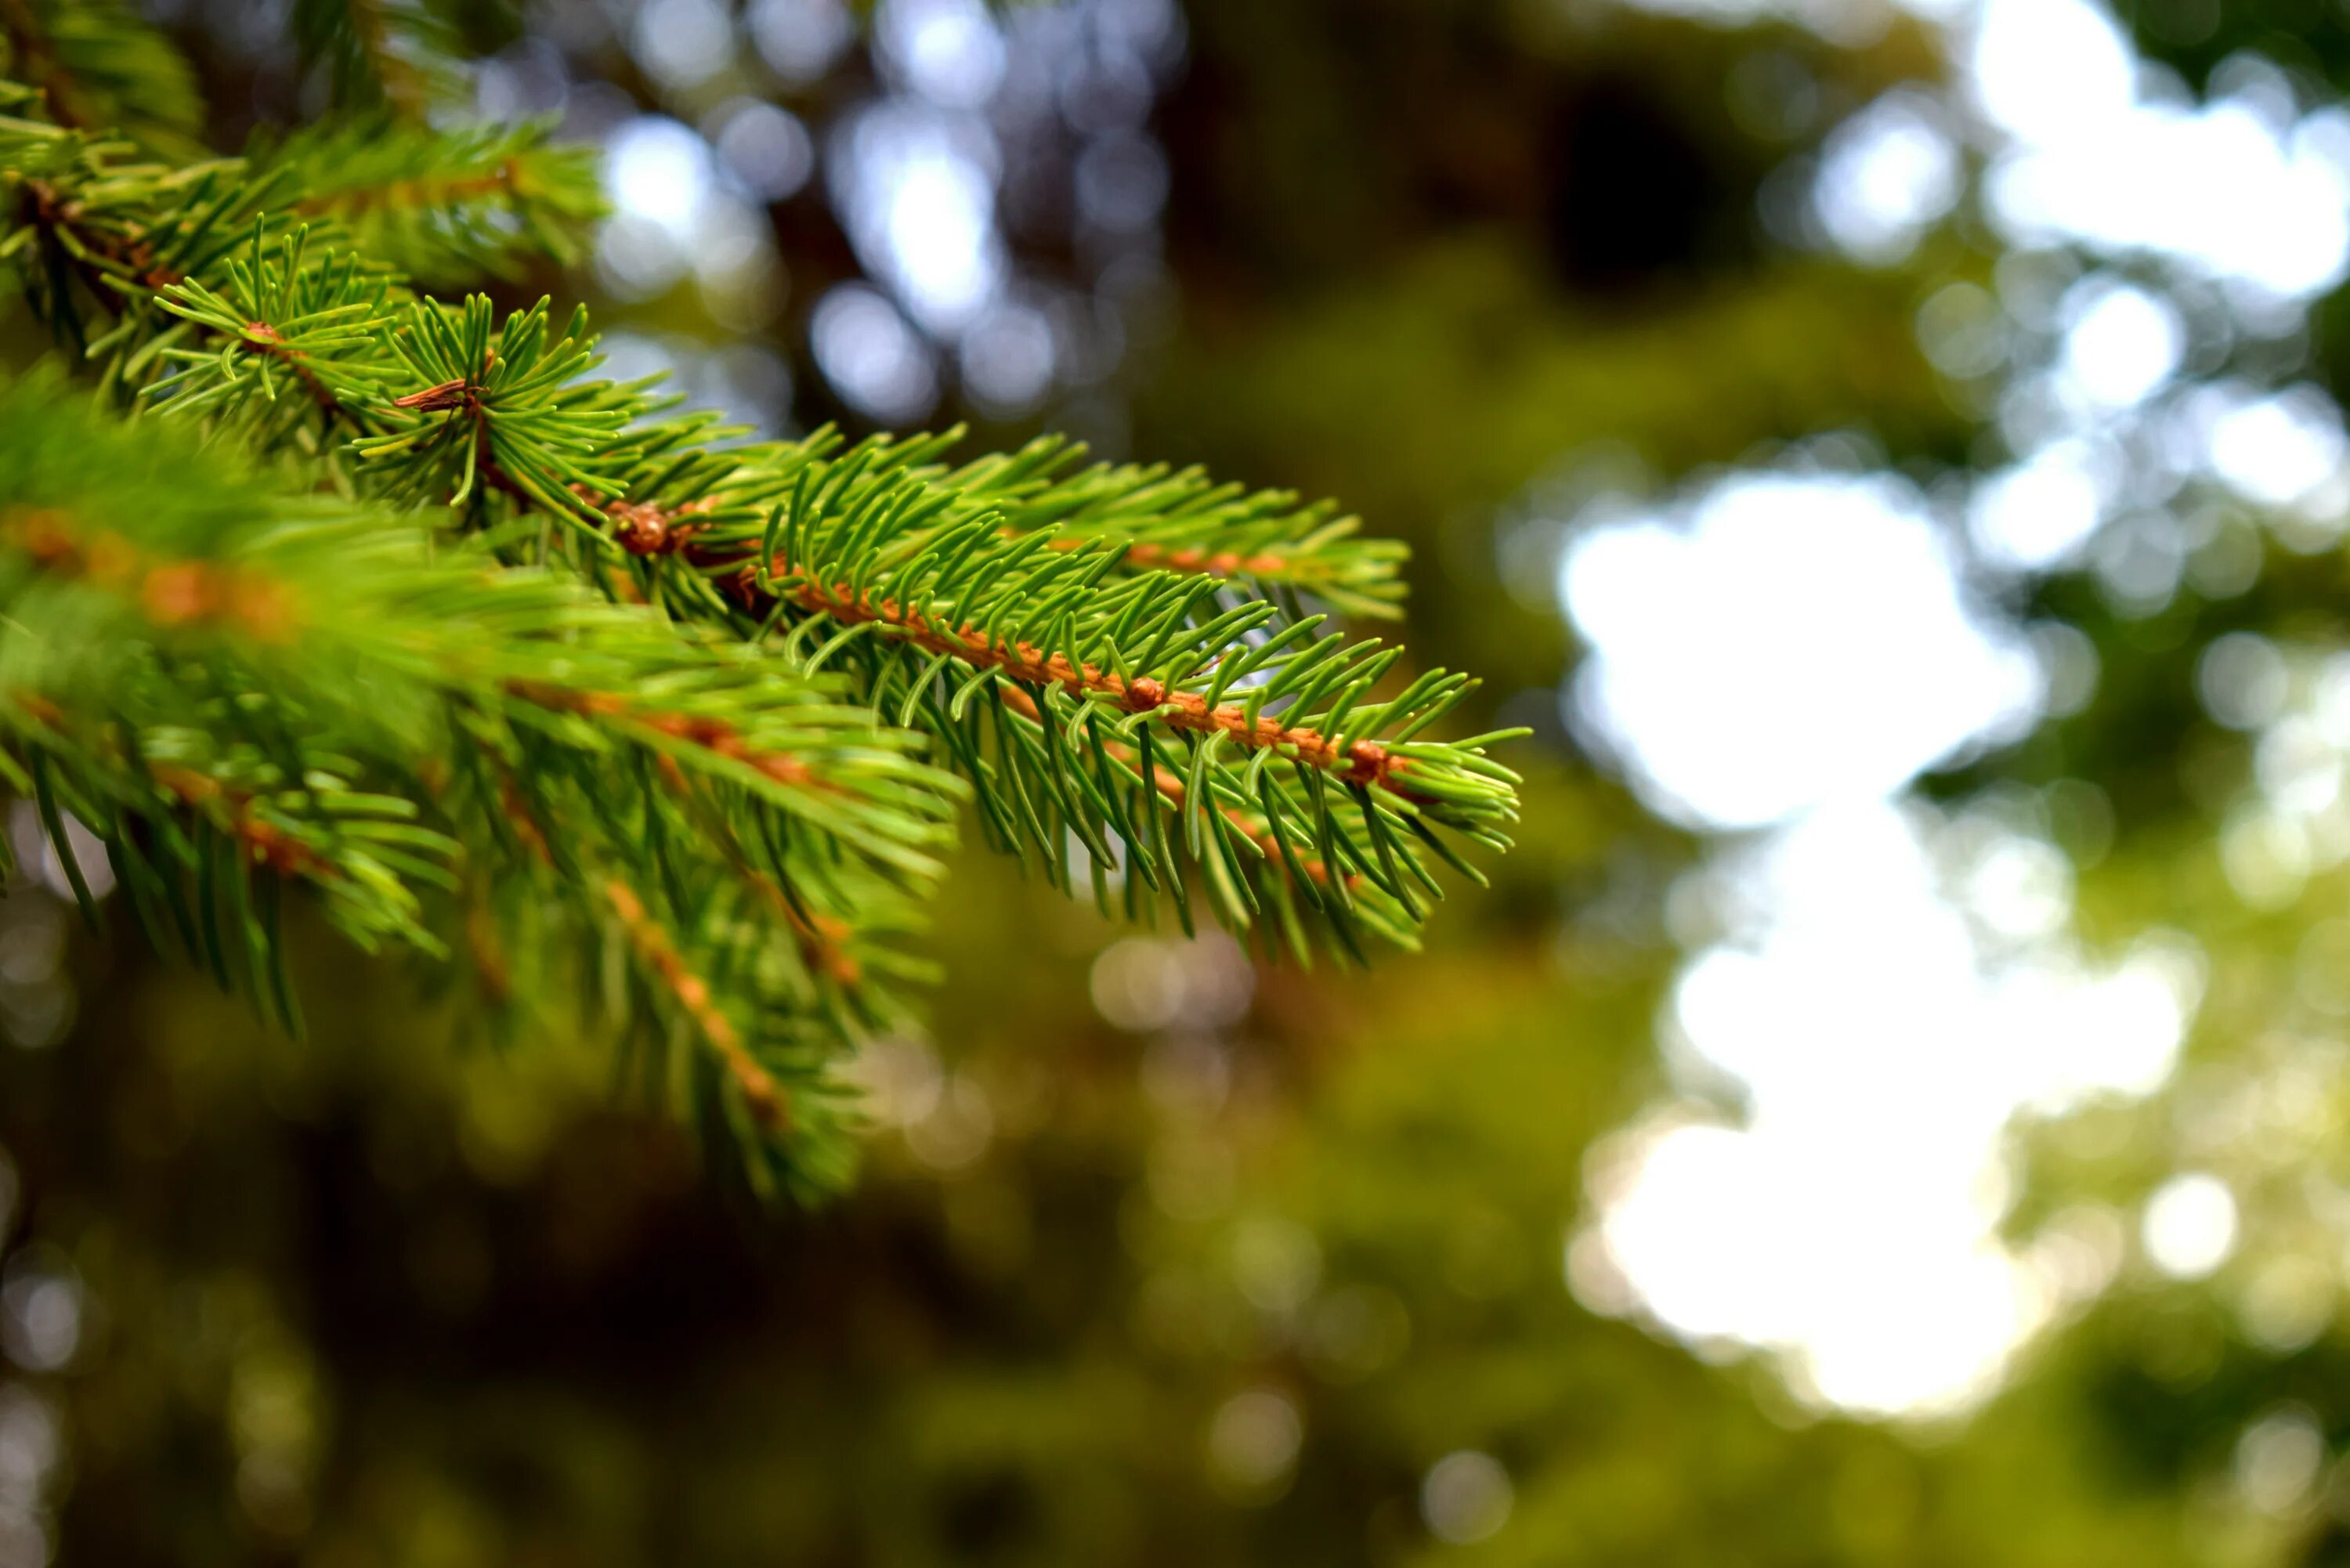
[291,0,468,117]
[16,2,2350,1565]
[255,116,605,280]
[0,0,203,153]
[0,1,1520,1194]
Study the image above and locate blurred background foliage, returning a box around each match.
[16,0,2350,1562]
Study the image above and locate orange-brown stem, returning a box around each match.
[1042,532,1294,580]
[755,569,1402,789]
[13,699,341,883]
[497,779,793,1126]
[584,493,1295,580]
[639,750,863,987]
[147,763,335,879]
[995,684,1356,891]
[514,444,1404,796]
[501,680,820,792]
[602,878,789,1131]
[745,863,862,987]
[495,775,553,865]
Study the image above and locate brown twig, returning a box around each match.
[389,364,555,509]
[585,491,1295,580]
[1050,533,1295,580]
[602,878,790,1132]
[567,490,1414,796]
[753,569,1404,789]
[631,752,863,987]
[10,695,340,881]
[494,774,552,865]
[496,777,792,1129]
[749,870,862,986]
[993,684,1356,891]
[533,693,866,977]
[573,496,1405,786]
[500,680,822,792]
[147,763,336,879]
[483,424,1402,794]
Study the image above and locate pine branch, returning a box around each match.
[0,125,296,345]
[632,746,870,988]
[18,196,1520,966]
[602,877,792,1133]
[588,433,1412,616]
[604,478,1407,616]
[3,128,590,356]
[994,681,1358,894]
[490,765,798,1141]
[10,694,454,976]
[0,20,1524,1192]
[265,118,604,280]
[3,370,945,925]
[254,293,1521,958]
[0,365,949,1183]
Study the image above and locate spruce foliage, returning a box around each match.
[0,1,1523,1196]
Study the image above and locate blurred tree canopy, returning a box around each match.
[13,0,2350,1564]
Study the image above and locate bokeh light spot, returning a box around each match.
[2142,1172,2240,1279]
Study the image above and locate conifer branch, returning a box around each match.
[750,561,1417,793]
[993,681,1354,893]
[16,171,184,302]
[266,120,603,279]
[14,693,396,895]
[0,15,1522,1190]
[602,877,792,1133]
[632,748,867,988]
[8,692,455,1024]
[495,444,1509,955]
[353,341,1517,955]
[493,764,799,1135]
[602,486,1395,605]
[144,760,349,883]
